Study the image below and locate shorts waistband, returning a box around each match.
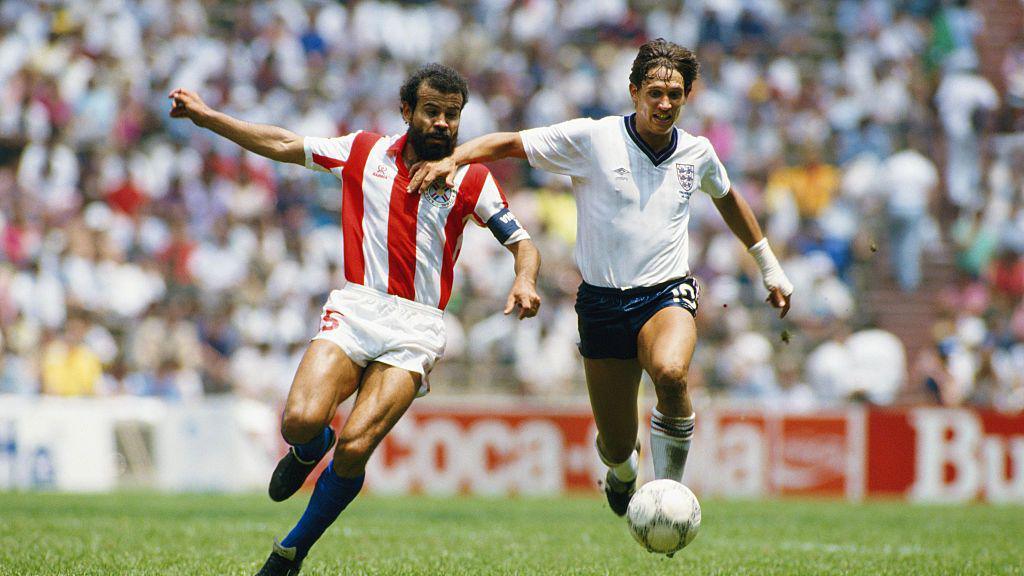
[579,276,690,297]
[340,281,444,317]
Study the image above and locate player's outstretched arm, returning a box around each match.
[168,88,305,166]
[407,132,526,194]
[712,188,793,318]
[502,239,541,320]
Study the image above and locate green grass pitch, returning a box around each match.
[0,492,1021,575]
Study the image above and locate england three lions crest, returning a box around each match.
[676,163,695,193]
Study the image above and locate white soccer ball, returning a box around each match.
[626,479,701,556]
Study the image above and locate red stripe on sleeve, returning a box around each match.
[313,153,346,171]
[340,132,381,284]
[386,168,421,301]
[438,164,489,310]
[491,172,510,205]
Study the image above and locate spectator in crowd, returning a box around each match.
[1003,42,1024,111]
[0,0,1020,411]
[40,314,102,396]
[878,133,940,291]
[765,146,841,220]
[0,313,40,395]
[934,64,998,212]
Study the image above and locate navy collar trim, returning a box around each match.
[624,113,677,166]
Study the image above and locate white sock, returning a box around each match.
[596,437,638,483]
[611,450,638,483]
[650,409,694,482]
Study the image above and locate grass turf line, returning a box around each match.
[0,492,1021,575]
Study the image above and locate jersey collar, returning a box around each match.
[387,133,410,174]
[624,113,677,167]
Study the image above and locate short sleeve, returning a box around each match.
[699,137,731,199]
[519,118,595,178]
[471,171,530,245]
[304,133,359,178]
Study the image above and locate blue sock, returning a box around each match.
[280,461,364,561]
[291,426,332,464]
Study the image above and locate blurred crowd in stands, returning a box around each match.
[1,0,1023,411]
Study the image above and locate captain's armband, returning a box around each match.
[486,208,529,245]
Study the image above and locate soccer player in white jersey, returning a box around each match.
[408,39,794,517]
[169,64,541,575]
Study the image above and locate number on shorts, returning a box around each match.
[671,280,699,310]
[320,311,340,331]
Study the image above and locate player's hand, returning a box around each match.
[504,278,541,320]
[168,88,212,126]
[766,286,791,319]
[407,156,457,194]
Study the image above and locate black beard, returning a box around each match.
[408,128,455,161]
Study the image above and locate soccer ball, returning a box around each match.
[626,479,701,556]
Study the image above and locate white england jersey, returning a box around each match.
[520,114,731,289]
[305,131,529,310]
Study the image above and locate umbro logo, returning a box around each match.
[613,167,630,176]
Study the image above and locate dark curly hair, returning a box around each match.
[629,39,700,96]
[400,63,469,111]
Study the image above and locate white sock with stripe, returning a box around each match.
[650,409,695,482]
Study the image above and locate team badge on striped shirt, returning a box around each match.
[675,163,695,192]
[424,181,457,208]
[305,132,527,310]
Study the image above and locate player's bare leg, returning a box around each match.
[638,307,698,482]
[259,363,420,575]
[584,357,643,516]
[282,340,363,441]
[331,362,420,477]
[269,340,363,503]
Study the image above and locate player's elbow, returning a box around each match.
[274,134,305,165]
[510,236,535,251]
[508,237,539,259]
[500,132,527,159]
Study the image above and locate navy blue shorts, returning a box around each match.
[575,277,699,360]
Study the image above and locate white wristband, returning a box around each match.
[747,238,794,296]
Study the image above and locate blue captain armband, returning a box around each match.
[486,207,525,244]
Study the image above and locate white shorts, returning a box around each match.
[312,282,445,397]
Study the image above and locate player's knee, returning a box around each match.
[651,363,690,399]
[281,406,328,444]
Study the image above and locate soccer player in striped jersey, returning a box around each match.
[170,64,541,575]
[408,39,794,518]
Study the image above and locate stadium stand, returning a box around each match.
[0,0,1022,411]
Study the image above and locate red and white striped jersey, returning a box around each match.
[304,131,529,310]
